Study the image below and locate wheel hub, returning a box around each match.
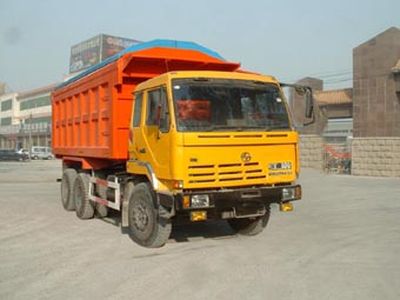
[133,203,150,231]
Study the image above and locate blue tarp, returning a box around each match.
[57,39,225,89]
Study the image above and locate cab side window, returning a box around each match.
[133,92,143,127]
[146,89,161,126]
[146,87,169,132]
[159,88,169,132]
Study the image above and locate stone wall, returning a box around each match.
[299,135,323,169]
[352,137,400,177]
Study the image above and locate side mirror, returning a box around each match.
[280,82,315,126]
[304,88,314,119]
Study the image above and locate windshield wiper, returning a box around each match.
[207,125,268,132]
[209,125,243,131]
[265,125,290,131]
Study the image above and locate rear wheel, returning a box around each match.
[74,173,94,219]
[227,208,270,236]
[128,183,171,248]
[61,168,77,211]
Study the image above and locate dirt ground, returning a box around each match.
[0,160,399,300]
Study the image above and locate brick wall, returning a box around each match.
[299,135,323,169]
[352,137,400,177]
[353,27,400,137]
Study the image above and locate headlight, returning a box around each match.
[281,186,302,201]
[191,194,210,208]
[282,188,295,201]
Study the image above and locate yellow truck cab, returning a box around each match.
[125,71,304,246]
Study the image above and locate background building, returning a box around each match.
[316,88,353,144]
[351,27,400,176]
[0,92,19,148]
[0,84,57,150]
[16,83,57,149]
[353,27,400,137]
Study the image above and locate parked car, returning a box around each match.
[17,148,29,156]
[31,146,54,160]
[0,149,29,161]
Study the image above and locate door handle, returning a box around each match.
[139,148,146,154]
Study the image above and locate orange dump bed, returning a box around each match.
[52,40,240,164]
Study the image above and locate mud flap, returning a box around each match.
[157,192,175,219]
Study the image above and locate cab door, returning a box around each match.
[129,91,145,161]
[130,87,171,180]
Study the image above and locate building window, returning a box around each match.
[20,95,51,111]
[0,117,12,126]
[1,99,12,111]
[25,116,51,124]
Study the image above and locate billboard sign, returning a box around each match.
[101,34,140,60]
[69,34,141,74]
[69,35,102,73]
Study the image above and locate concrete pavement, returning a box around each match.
[0,160,399,300]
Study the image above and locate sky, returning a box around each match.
[0,0,399,92]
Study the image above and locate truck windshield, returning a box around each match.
[172,78,290,132]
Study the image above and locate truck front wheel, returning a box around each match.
[227,208,270,236]
[61,168,77,211]
[73,173,94,219]
[128,183,171,248]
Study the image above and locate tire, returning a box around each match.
[128,182,171,248]
[227,208,270,236]
[61,168,77,211]
[73,173,94,219]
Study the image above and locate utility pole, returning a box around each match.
[28,113,32,159]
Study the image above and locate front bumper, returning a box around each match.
[158,184,301,219]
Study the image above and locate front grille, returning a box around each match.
[188,162,266,184]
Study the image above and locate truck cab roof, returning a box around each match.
[134,71,279,92]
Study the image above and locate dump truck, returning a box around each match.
[53,39,313,247]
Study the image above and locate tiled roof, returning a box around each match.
[314,88,352,105]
